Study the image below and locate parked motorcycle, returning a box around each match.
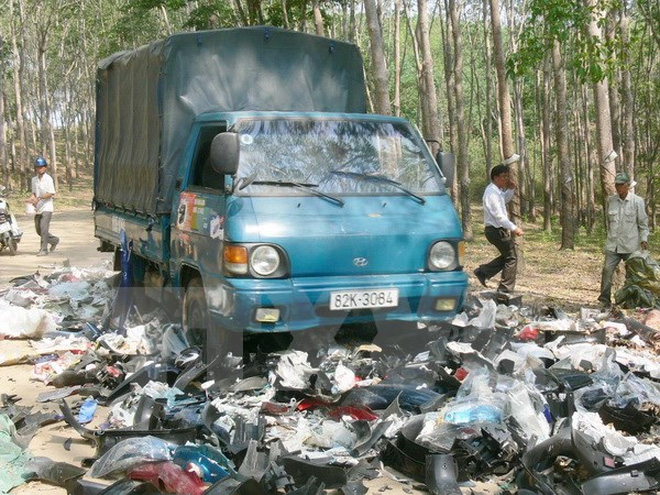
[0,187,23,255]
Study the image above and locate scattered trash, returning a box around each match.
[1,268,660,494]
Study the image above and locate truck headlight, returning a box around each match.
[250,245,281,276]
[428,241,457,271]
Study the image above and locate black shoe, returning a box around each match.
[473,269,488,287]
[49,239,59,252]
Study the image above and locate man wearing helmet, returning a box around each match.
[28,157,59,256]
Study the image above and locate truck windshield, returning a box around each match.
[233,119,445,196]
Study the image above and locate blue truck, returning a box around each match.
[94,26,467,355]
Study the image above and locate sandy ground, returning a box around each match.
[0,209,114,286]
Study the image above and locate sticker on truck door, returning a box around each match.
[177,192,207,231]
[177,192,195,230]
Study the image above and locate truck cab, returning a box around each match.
[172,111,467,349]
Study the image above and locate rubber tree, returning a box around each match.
[448,0,472,239]
[364,0,392,115]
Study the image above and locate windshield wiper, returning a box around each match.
[238,178,344,207]
[329,170,425,205]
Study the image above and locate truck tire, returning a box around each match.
[183,277,209,353]
[183,277,242,364]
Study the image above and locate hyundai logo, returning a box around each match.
[353,257,369,267]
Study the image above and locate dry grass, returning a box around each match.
[465,227,603,312]
[464,207,660,313]
[53,173,95,210]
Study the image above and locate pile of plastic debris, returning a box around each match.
[1,266,659,495]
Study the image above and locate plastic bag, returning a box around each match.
[615,251,660,309]
[25,202,36,215]
[90,436,174,478]
[441,369,505,425]
[504,382,551,443]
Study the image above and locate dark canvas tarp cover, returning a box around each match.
[94,26,367,215]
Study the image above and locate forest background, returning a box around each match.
[1,0,660,250]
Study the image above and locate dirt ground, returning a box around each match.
[0,208,618,494]
[0,209,114,286]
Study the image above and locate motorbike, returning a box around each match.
[0,186,23,255]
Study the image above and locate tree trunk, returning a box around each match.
[513,80,532,220]
[489,0,520,222]
[0,87,7,188]
[481,0,493,180]
[440,0,458,202]
[620,9,635,181]
[506,0,531,220]
[416,0,442,151]
[10,0,28,190]
[448,0,471,239]
[313,0,324,36]
[581,85,596,233]
[552,41,575,250]
[393,0,402,117]
[364,0,392,114]
[605,14,622,172]
[540,56,552,231]
[37,31,58,190]
[585,0,617,207]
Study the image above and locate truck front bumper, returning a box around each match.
[205,271,468,333]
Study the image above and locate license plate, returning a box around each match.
[0,223,10,234]
[329,288,399,311]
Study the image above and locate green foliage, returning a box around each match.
[185,2,239,30]
[509,0,622,85]
[0,35,11,81]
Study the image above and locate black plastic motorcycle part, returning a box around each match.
[425,454,462,495]
[581,457,660,495]
[59,399,197,457]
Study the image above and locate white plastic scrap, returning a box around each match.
[469,299,497,329]
[48,281,91,305]
[331,362,356,395]
[274,350,316,390]
[601,320,631,337]
[614,348,660,379]
[97,327,157,356]
[504,382,550,443]
[572,410,637,457]
[545,342,611,371]
[31,335,90,354]
[625,443,660,465]
[0,301,58,338]
[451,312,469,328]
[138,381,185,407]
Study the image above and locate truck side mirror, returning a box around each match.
[436,151,455,188]
[210,132,240,175]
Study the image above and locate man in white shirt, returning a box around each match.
[473,164,524,293]
[28,157,60,256]
[598,172,649,307]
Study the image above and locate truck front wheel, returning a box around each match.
[183,277,209,354]
[183,277,241,364]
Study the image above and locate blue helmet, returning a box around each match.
[34,157,48,167]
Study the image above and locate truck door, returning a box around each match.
[172,124,228,277]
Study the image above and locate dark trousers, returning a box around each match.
[598,250,630,305]
[478,226,518,293]
[34,212,59,252]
